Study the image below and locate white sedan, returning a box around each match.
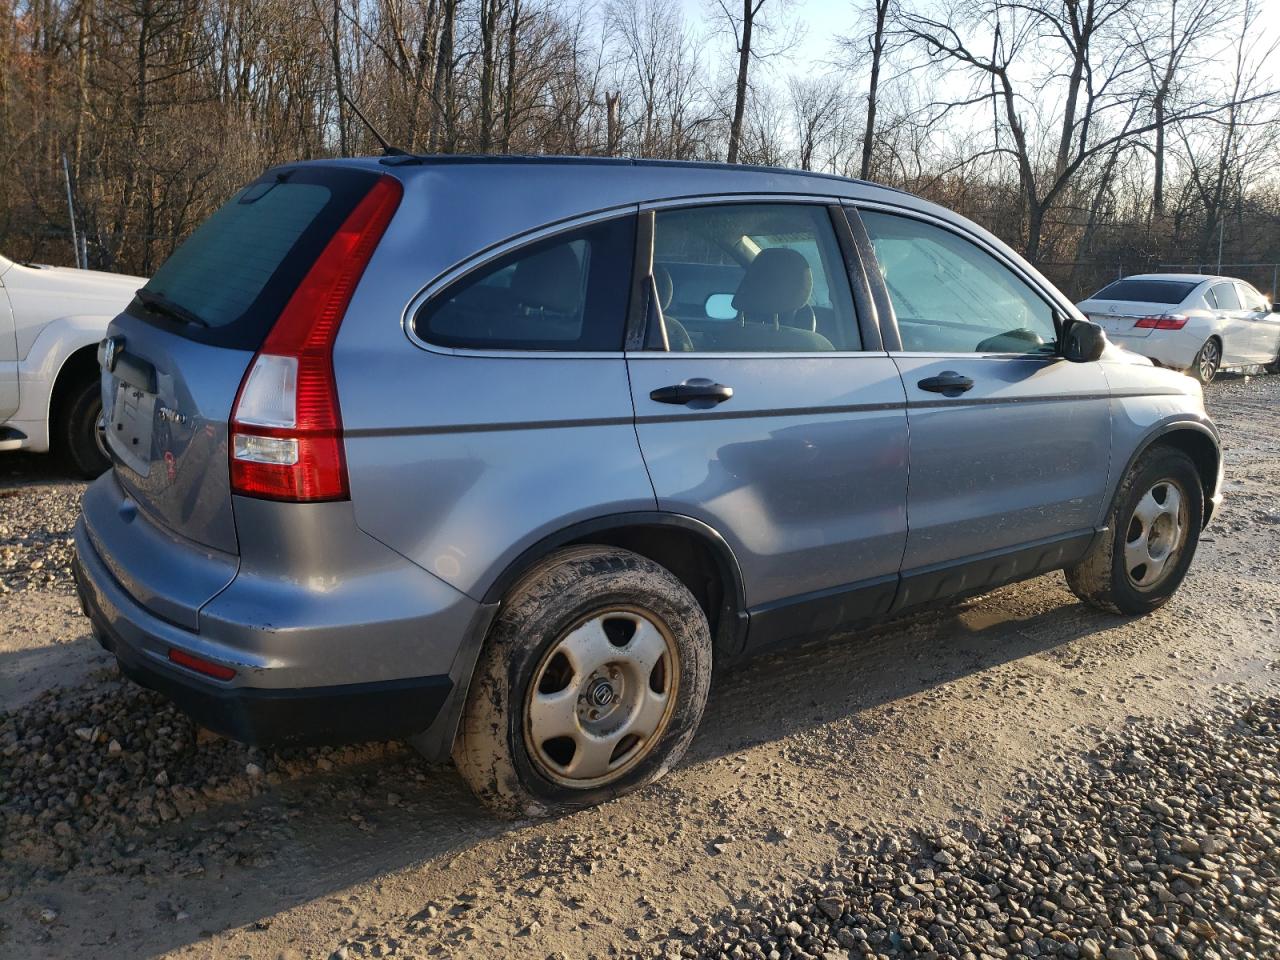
[1,253,144,475]
[1076,273,1280,383]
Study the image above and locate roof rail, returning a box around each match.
[375,153,890,192]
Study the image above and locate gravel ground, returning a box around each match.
[0,676,410,882]
[0,374,1277,958]
[667,693,1279,960]
[0,481,79,596]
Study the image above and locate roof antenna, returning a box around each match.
[342,95,409,157]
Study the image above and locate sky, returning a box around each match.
[680,0,1280,90]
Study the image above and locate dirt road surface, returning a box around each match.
[1,375,1277,959]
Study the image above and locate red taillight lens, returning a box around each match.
[230,175,403,501]
[1134,314,1189,330]
[168,647,237,681]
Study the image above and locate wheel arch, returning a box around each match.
[1119,420,1223,528]
[48,342,101,431]
[480,512,750,659]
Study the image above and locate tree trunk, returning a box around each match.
[501,0,521,150]
[1153,96,1166,217]
[331,0,348,154]
[859,0,886,181]
[726,0,753,164]
[430,0,456,151]
[605,91,621,156]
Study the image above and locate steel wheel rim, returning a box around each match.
[1123,478,1189,592]
[523,606,680,789]
[94,408,109,461]
[1198,341,1219,382]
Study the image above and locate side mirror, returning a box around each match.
[1061,319,1106,362]
[1271,301,1280,314]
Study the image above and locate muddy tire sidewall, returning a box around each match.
[62,379,109,479]
[453,546,712,818]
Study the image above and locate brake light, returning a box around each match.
[230,175,402,501]
[1134,314,1189,330]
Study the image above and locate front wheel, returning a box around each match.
[1065,446,1203,615]
[1191,338,1221,384]
[451,546,712,818]
[60,379,110,478]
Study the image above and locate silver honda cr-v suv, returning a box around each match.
[73,156,1222,816]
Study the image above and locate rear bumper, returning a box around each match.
[72,504,495,751]
[72,543,451,746]
[1109,333,1199,371]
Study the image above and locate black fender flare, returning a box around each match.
[1107,416,1223,528]
[481,511,749,649]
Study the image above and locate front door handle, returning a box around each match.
[650,378,734,406]
[917,371,975,396]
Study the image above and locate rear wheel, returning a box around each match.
[1191,337,1221,384]
[452,546,712,818]
[1065,446,1203,615]
[60,378,110,478]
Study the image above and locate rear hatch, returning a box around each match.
[1079,278,1200,339]
[100,164,390,560]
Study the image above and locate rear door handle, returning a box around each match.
[650,378,734,406]
[917,371,974,396]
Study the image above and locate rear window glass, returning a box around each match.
[129,166,380,351]
[1091,279,1197,304]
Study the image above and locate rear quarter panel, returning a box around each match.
[338,349,656,599]
[332,171,657,600]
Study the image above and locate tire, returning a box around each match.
[60,378,110,478]
[1191,337,1221,384]
[452,545,712,818]
[1065,446,1203,616]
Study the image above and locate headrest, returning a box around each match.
[511,242,581,314]
[785,304,817,332]
[732,247,812,316]
[653,265,674,311]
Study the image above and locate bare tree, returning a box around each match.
[838,0,892,180]
[1175,0,1280,262]
[895,0,1268,263]
[788,74,846,171]
[707,0,797,162]
[1132,0,1231,217]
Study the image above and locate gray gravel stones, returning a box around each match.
[0,482,83,594]
[0,675,408,884]
[676,697,1280,960]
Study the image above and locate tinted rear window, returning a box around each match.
[1091,279,1197,304]
[128,166,381,351]
[413,216,636,351]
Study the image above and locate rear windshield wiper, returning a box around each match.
[135,289,209,328]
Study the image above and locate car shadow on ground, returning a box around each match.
[0,576,1134,957]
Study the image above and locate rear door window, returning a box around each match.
[1213,283,1241,310]
[413,216,636,351]
[649,203,859,352]
[129,166,385,351]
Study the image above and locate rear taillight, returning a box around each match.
[230,175,402,501]
[1134,314,1189,330]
